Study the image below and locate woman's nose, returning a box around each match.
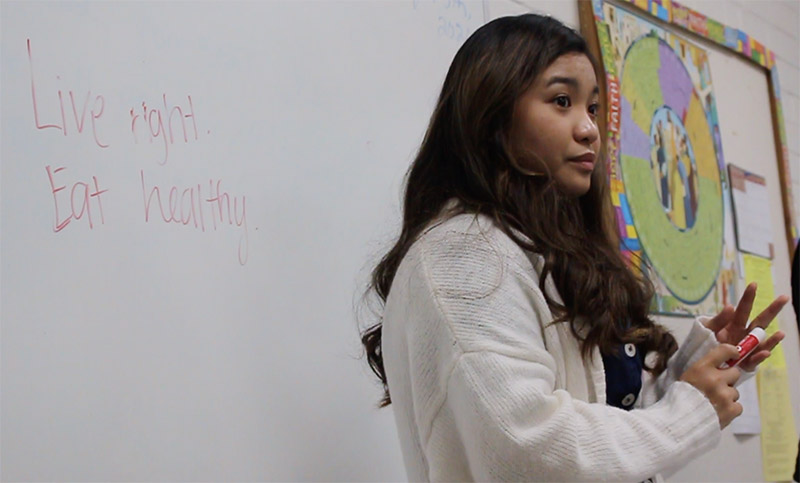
[575,114,599,145]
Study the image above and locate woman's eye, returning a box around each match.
[554,95,571,108]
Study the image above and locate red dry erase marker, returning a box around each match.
[720,327,766,369]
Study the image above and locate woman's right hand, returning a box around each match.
[679,343,743,429]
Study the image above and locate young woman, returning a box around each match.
[361,14,788,482]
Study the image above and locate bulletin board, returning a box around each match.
[579,0,798,316]
[579,2,800,480]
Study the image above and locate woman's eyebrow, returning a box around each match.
[545,76,600,95]
[545,76,579,88]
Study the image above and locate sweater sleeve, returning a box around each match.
[640,316,754,406]
[640,317,718,405]
[444,353,719,481]
[415,225,721,481]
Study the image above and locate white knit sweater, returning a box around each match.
[382,212,723,482]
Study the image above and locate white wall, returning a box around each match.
[681,0,800,237]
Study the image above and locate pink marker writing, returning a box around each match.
[720,327,766,369]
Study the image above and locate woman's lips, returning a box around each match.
[568,153,596,171]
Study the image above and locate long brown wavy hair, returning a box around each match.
[361,14,677,407]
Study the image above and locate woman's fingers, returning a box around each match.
[733,282,757,329]
[747,295,790,332]
[681,344,744,429]
[738,331,786,372]
[707,284,756,342]
[709,286,789,349]
[705,304,735,335]
[761,331,786,352]
[706,343,742,370]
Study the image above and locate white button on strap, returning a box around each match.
[621,393,636,407]
[624,343,637,357]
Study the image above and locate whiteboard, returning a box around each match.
[0,1,486,480]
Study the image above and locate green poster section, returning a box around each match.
[621,154,723,301]
[623,37,665,133]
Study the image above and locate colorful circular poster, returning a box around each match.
[619,35,723,304]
